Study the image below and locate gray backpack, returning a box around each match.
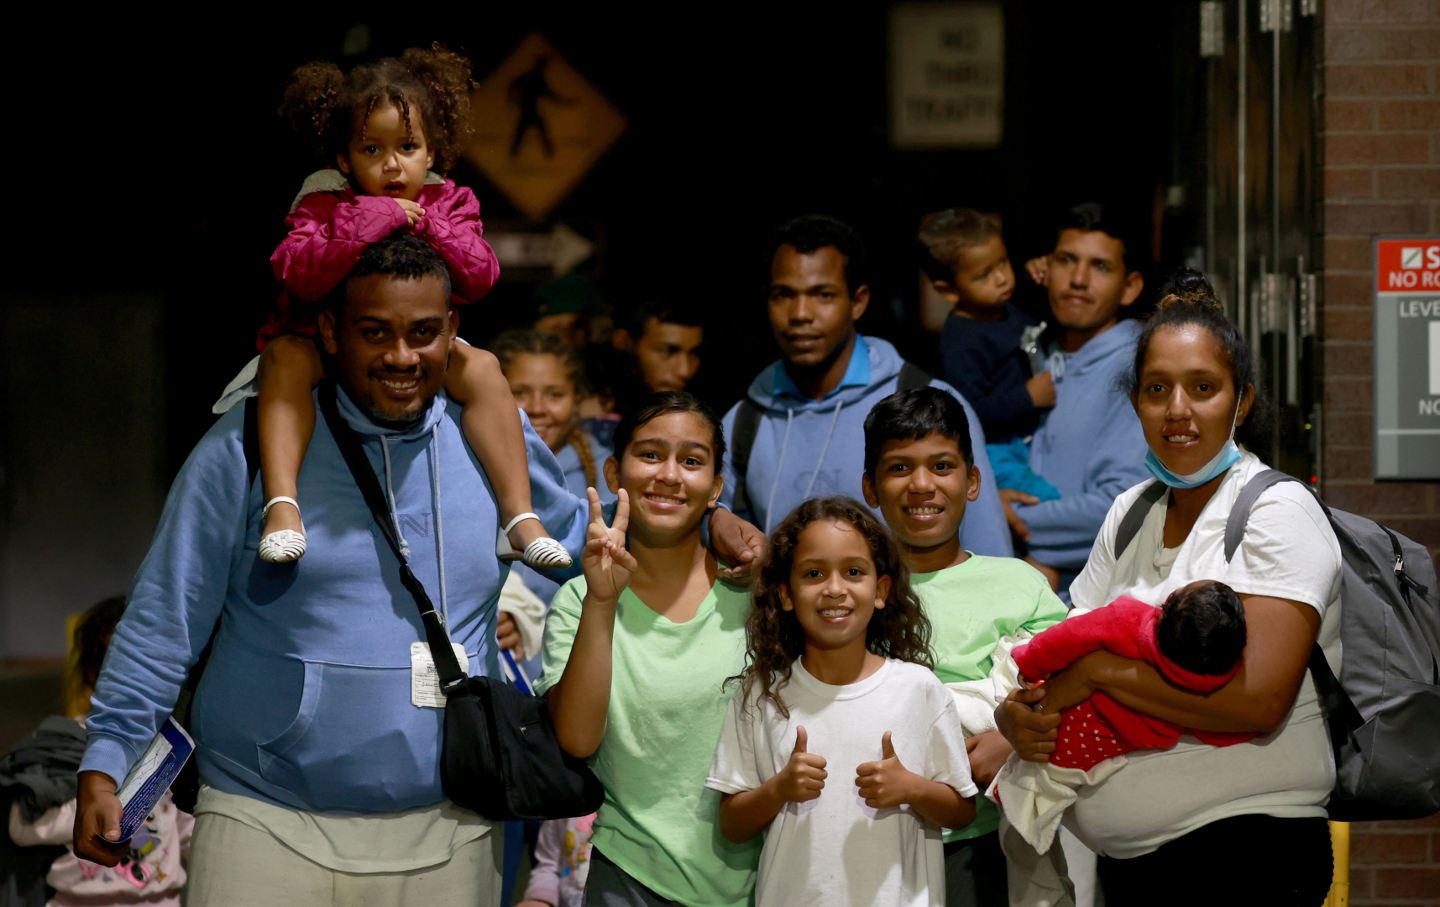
[1115,470,1440,821]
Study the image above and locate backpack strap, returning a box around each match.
[1310,636,1366,745]
[242,396,261,485]
[1220,468,1366,760]
[1223,468,1300,562]
[897,361,931,393]
[1113,481,1168,560]
[727,362,925,518]
[728,400,762,518]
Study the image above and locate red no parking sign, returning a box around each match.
[1376,239,1440,291]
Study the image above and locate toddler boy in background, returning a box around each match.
[917,208,1059,501]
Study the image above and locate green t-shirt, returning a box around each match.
[537,576,759,907]
[913,554,1068,841]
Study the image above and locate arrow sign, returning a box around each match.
[490,223,595,275]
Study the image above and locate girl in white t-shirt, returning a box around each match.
[996,269,1341,906]
[707,496,977,907]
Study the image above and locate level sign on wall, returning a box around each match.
[1373,236,1440,479]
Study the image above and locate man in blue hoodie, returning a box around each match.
[1007,203,1151,593]
[71,236,588,903]
[719,214,1012,557]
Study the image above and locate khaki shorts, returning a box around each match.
[185,812,502,907]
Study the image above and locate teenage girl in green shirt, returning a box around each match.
[542,392,759,907]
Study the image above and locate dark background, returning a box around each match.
[16,4,1187,473]
[0,4,1200,672]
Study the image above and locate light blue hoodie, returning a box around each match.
[81,388,586,814]
[1018,319,1150,576]
[719,335,1013,558]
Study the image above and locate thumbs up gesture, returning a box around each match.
[773,725,828,803]
[855,731,919,809]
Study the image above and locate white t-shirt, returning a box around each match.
[1064,452,1342,859]
[706,658,978,907]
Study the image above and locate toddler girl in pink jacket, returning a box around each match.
[233,44,569,571]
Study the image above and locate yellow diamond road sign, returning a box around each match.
[465,34,626,223]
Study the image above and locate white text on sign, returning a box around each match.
[1388,270,1440,289]
[1400,300,1440,317]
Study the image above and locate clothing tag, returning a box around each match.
[410,641,469,708]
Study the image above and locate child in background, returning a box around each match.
[708,497,976,907]
[493,330,615,679]
[917,208,1060,502]
[4,596,192,907]
[516,813,596,907]
[233,45,568,570]
[994,580,1256,853]
[861,387,1068,905]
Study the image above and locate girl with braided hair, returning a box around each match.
[493,330,613,507]
[236,44,570,571]
[492,329,614,672]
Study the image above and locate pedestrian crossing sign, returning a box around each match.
[465,33,627,223]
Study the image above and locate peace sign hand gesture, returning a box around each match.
[582,487,637,609]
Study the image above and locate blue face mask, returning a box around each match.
[1144,399,1243,489]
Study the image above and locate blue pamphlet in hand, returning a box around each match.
[113,717,194,842]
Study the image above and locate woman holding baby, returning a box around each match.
[997,269,1342,906]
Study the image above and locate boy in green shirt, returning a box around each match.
[862,387,1067,906]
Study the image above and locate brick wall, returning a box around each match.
[1322,1,1440,904]
[1345,816,1440,904]
[1321,0,1440,557]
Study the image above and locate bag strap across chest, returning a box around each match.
[316,382,467,692]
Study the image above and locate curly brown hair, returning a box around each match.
[732,497,933,717]
[279,43,474,175]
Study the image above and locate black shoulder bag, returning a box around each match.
[317,382,604,821]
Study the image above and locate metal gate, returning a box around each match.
[1195,0,1322,481]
